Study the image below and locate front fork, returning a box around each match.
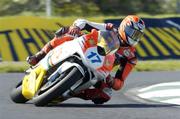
[62,69,98,100]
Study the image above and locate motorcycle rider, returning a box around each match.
[27,15,145,104]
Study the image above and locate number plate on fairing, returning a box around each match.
[85,47,104,69]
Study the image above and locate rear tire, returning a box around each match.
[10,81,29,103]
[33,67,83,106]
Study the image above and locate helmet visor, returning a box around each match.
[125,26,144,41]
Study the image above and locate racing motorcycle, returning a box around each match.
[10,29,120,106]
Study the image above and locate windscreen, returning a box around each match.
[97,31,120,55]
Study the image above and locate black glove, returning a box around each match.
[55,27,69,37]
[26,51,46,66]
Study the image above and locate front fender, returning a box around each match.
[22,72,36,99]
[22,65,46,99]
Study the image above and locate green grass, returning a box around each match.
[0,61,29,73]
[135,60,180,71]
[0,60,180,73]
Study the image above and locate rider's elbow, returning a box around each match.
[112,79,124,91]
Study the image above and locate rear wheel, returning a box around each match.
[33,67,83,106]
[10,81,29,103]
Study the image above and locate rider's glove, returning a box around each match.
[26,51,46,66]
[68,26,81,36]
[55,27,69,37]
[26,55,37,66]
[106,23,114,30]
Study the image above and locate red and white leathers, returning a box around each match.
[29,19,137,104]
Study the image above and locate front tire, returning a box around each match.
[33,67,83,106]
[10,81,29,103]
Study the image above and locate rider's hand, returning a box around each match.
[68,26,81,36]
[55,27,69,37]
[106,23,114,30]
[26,51,46,66]
[26,55,38,66]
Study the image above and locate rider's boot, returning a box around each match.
[74,82,112,104]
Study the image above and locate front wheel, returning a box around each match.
[10,81,29,103]
[33,67,83,106]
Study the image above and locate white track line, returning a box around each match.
[161,98,180,105]
[139,82,180,92]
[138,89,180,99]
[137,82,180,105]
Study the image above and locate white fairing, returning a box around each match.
[85,47,104,69]
[36,31,118,99]
[84,46,108,79]
[40,34,112,81]
[40,37,84,70]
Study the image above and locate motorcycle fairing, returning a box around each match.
[21,30,118,100]
[22,65,46,99]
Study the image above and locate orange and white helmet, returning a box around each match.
[118,15,145,46]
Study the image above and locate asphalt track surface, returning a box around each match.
[0,71,180,119]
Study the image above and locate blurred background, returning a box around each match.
[0,0,179,16]
[0,0,179,72]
